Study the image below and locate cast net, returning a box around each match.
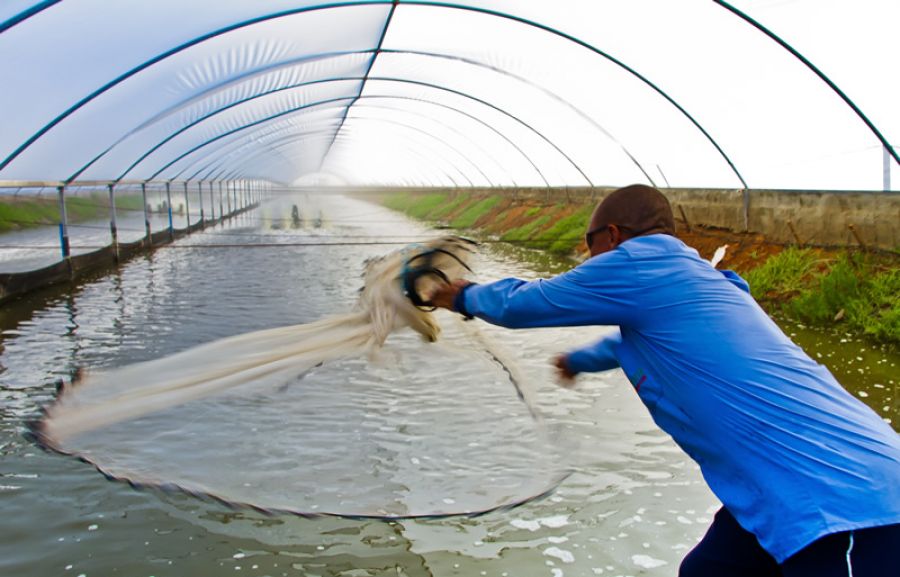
[30,237,567,518]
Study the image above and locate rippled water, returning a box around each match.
[2,192,890,577]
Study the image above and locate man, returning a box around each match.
[429,184,900,576]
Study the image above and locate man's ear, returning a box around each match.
[608,224,623,248]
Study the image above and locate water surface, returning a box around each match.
[1,192,892,577]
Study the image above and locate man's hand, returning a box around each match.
[428,279,472,310]
[553,354,578,387]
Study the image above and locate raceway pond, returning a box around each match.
[0,193,895,577]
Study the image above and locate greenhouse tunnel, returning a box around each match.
[0,0,897,283]
[0,0,897,190]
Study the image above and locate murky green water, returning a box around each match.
[0,194,895,577]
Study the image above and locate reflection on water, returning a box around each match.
[1,193,891,577]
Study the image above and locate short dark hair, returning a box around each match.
[594,184,675,237]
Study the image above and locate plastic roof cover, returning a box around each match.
[0,0,897,190]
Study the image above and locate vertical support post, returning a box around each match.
[165,182,174,239]
[227,180,233,215]
[107,183,119,261]
[218,181,224,220]
[741,188,750,232]
[885,146,892,191]
[208,181,216,223]
[56,185,71,260]
[197,181,205,228]
[141,182,151,245]
[183,181,191,233]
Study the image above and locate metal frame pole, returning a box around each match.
[208,181,215,223]
[107,183,119,260]
[56,185,70,260]
[140,182,151,242]
[219,184,234,214]
[183,181,191,232]
[885,146,892,192]
[165,182,174,238]
[218,181,224,220]
[197,181,205,227]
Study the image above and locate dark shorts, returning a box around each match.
[679,507,900,577]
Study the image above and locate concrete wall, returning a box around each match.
[343,186,899,250]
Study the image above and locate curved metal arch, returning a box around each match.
[350,100,518,185]
[0,0,62,34]
[318,123,474,186]
[400,1,747,188]
[116,80,548,185]
[215,128,462,186]
[0,1,394,172]
[178,118,344,181]
[380,49,656,184]
[210,121,476,186]
[141,79,583,185]
[75,49,604,186]
[195,113,507,188]
[322,0,398,171]
[181,106,491,188]
[219,133,455,187]
[197,114,491,187]
[6,0,725,186]
[193,100,518,185]
[232,132,459,186]
[714,0,897,165]
[69,53,368,182]
[77,47,647,187]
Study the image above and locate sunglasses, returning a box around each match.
[584,224,608,247]
[585,223,641,247]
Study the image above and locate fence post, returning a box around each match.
[183,181,191,233]
[107,183,119,261]
[56,185,71,261]
[141,182,151,244]
[209,181,225,221]
[197,181,205,228]
[165,182,174,239]
[742,188,750,232]
[208,181,216,223]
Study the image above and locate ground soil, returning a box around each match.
[468,196,800,272]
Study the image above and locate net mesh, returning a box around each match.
[30,236,568,518]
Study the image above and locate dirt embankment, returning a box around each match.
[417,192,807,271]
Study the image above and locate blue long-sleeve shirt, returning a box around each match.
[459,234,900,562]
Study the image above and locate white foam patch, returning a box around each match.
[632,554,667,569]
[544,547,575,563]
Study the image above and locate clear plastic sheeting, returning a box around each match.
[0,0,897,189]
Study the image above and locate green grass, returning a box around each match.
[745,249,900,344]
[382,192,450,219]
[742,247,819,299]
[449,196,502,229]
[788,256,899,343]
[429,194,470,220]
[0,193,148,233]
[530,205,593,255]
[501,214,554,244]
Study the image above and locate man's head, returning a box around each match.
[585,184,675,257]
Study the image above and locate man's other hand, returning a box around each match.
[554,354,578,387]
